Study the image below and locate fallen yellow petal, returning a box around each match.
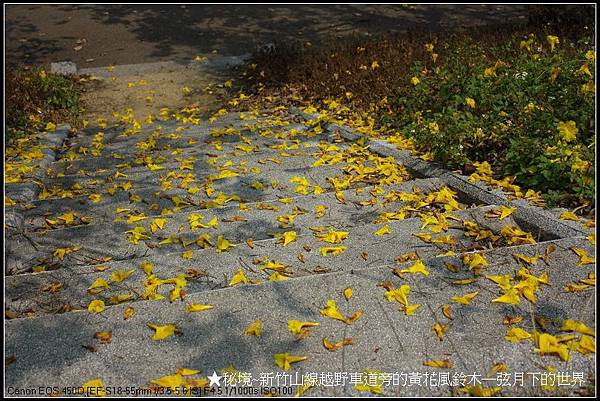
[147,324,178,341]
[186,303,214,313]
[87,300,105,314]
[274,353,306,371]
[243,320,261,336]
[451,292,479,305]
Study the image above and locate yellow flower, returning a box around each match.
[88,300,105,314]
[243,320,261,336]
[546,35,559,51]
[411,76,420,85]
[571,158,590,173]
[465,97,476,108]
[581,81,595,94]
[428,122,439,134]
[524,102,536,113]
[557,121,578,142]
[585,50,595,61]
[81,379,105,397]
[520,38,534,51]
[274,353,306,371]
[577,63,592,77]
[425,43,434,53]
[39,70,47,79]
[484,67,496,77]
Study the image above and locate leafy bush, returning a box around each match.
[387,33,595,206]
[239,21,595,208]
[5,68,80,142]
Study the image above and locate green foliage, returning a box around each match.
[5,68,81,142]
[389,32,595,205]
[242,23,595,207]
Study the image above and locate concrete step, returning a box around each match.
[5,202,527,316]
[5,176,450,270]
[5,107,595,397]
[32,145,345,197]
[33,135,336,204]
[62,114,325,155]
[48,134,324,178]
[68,111,295,144]
[5,237,595,396]
[14,149,418,231]
[61,122,322,164]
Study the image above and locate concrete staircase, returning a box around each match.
[4,108,596,397]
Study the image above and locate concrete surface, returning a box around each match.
[4,107,596,397]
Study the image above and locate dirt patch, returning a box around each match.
[6,4,531,68]
[78,63,228,123]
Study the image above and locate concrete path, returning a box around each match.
[4,107,596,397]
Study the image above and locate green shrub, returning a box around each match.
[239,22,595,207]
[5,68,81,142]
[388,33,595,205]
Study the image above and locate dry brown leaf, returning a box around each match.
[42,282,64,293]
[94,331,113,343]
[445,262,460,273]
[442,304,453,320]
[503,315,524,325]
[396,251,418,263]
[82,344,97,353]
[123,307,135,320]
[323,337,353,352]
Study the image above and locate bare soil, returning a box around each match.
[5,4,531,125]
[78,64,226,123]
[6,4,530,68]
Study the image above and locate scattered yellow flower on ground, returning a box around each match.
[375,224,391,236]
[88,300,105,314]
[81,379,105,397]
[451,292,479,305]
[147,323,177,341]
[274,353,306,371]
[243,320,261,336]
[186,303,214,313]
[400,260,430,276]
[228,270,249,286]
[216,235,235,253]
[504,327,531,342]
[288,320,320,335]
[559,211,580,221]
